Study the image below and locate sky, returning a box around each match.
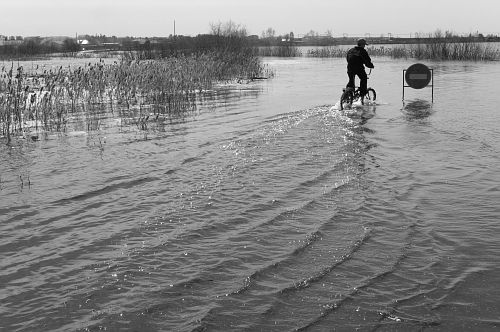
[1,0,499,38]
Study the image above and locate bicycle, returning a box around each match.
[339,70,376,110]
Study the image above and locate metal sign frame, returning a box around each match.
[402,68,434,102]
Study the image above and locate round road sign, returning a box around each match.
[405,63,431,89]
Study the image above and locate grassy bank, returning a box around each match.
[0,50,272,143]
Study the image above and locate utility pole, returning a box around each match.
[174,20,176,37]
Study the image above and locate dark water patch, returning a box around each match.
[181,153,209,166]
[53,176,159,204]
[0,206,38,231]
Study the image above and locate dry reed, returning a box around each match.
[0,51,271,143]
[307,39,500,61]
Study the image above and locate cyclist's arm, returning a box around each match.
[361,49,374,68]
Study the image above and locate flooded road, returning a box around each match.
[1,55,500,331]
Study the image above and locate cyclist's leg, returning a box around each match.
[346,71,356,91]
[358,69,368,96]
[356,69,368,104]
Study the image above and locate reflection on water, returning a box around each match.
[401,99,434,120]
[1,57,500,332]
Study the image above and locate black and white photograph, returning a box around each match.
[1,1,500,331]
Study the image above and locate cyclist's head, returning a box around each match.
[357,38,368,47]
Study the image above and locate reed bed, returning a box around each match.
[257,46,303,57]
[307,41,500,61]
[307,47,347,58]
[390,42,500,61]
[0,51,271,143]
[307,46,406,58]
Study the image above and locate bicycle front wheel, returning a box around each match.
[365,88,376,102]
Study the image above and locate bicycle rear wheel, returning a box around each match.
[340,90,353,110]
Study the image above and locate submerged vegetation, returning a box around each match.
[0,33,274,143]
[2,26,499,144]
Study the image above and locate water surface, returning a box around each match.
[1,56,500,331]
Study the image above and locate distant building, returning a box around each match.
[77,39,90,50]
[0,35,23,46]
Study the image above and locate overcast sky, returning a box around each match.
[2,0,499,38]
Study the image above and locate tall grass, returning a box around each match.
[390,40,500,61]
[307,47,346,58]
[0,50,272,143]
[307,36,500,61]
[307,45,416,58]
[257,45,302,57]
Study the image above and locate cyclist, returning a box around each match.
[345,38,374,98]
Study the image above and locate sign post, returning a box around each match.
[403,63,433,102]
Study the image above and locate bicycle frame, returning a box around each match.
[339,69,376,110]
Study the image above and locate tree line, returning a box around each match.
[2,24,499,59]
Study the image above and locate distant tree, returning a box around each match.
[261,27,276,39]
[209,20,247,37]
[63,38,81,52]
[21,39,41,55]
[432,29,443,39]
[304,30,319,38]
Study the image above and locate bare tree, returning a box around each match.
[209,20,247,37]
[261,27,276,39]
[304,30,319,38]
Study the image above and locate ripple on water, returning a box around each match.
[2,57,500,331]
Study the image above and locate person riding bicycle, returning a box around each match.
[345,38,374,97]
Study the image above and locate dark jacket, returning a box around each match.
[346,46,374,71]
